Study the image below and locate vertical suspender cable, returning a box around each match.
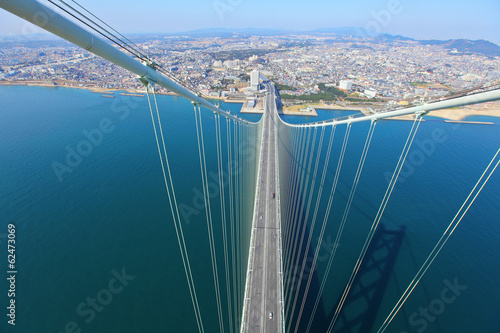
[377,146,500,333]
[283,127,303,257]
[329,115,422,331]
[292,125,335,333]
[239,120,244,318]
[233,120,241,320]
[285,126,315,320]
[287,126,316,291]
[144,84,204,333]
[287,126,324,324]
[226,117,238,330]
[284,126,305,307]
[303,123,353,333]
[285,126,309,285]
[215,114,234,333]
[282,127,301,260]
[288,126,319,286]
[193,103,225,333]
[320,120,377,333]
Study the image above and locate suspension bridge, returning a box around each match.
[2,0,500,332]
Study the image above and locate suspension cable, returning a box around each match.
[284,126,309,281]
[287,126,315,287]
[282,126,302,261]
[289,126,319,284]
[292,125,335,332]
[144,83,204,333]
[48,0,220,100]
[327,116,420,331]
[287,126,324,325]
[285,126,312,302]
[193,103,225,333]
[377,146,500,333]
[285,126,315,319]
[300,123,352,333]
[233,120,241,319]
[302,123,353,333]
[238,120,244,319]
[226,117,238,330]
[47,0,146,61]
[284,126,307,307]
[215,113,234,333]
[63,0,149,59]
[305,121,377,333]
[283,127,303,255]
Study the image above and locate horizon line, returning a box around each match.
[0,27,498,46]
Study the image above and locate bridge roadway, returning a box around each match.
[242,84,284,333]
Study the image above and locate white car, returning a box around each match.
[269,312,273,320]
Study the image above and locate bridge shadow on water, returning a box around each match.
[277,113,407,333]
[283,186,327,333]
[320,224,405,333]
[286,222,406,333]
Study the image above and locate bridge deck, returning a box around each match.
[242,86,284,332]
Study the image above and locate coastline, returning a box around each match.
[426,107,500,121]
[0,80,180,96]
[2,81,498,121]
[386,107,500,121]
[287,101,500,121]
[282,104,318,116]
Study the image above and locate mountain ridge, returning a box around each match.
[2,28,499,57]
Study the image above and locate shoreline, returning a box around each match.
[386,107,500,121]
[285,102,500,121]
[0,80,181,96]
[2,81,498,121]
[282,104,318,116]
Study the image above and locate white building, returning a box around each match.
[364,89,377,99]
[339,80,353,91]
[250,70,260,91]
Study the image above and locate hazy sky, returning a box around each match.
[0,0,499,44]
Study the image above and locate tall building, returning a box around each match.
[339,80,353,91]
[251,70,260,91]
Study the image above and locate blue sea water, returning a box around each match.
[0,86,258,333]
[0,86,499,332]
[280,108,500,332]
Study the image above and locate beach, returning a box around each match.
[285,101,500,121]
[2,80,499,121]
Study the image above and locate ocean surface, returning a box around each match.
[0,85,499,332]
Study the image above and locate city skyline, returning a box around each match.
[0,0,499,44]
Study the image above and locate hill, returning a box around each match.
[419,39,500,57]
